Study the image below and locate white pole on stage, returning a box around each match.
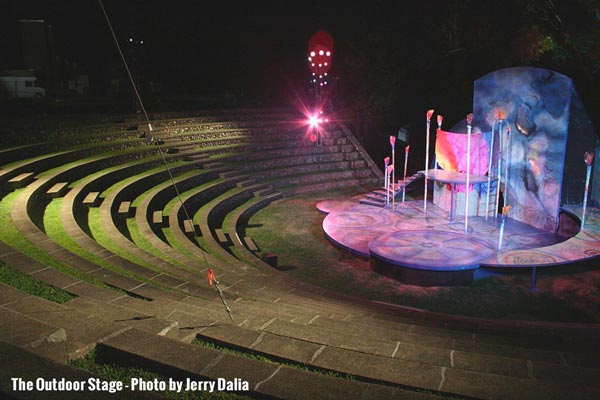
[495,121,505,220]
[504,126,511,213]
[497,205,511,250]
[465,113,473,235]
[424,110,434,212]
[390,136,396,211]
[402,145,409,203]
[485,121,497,221]
[384,156,390,207]
[581,152,594,230]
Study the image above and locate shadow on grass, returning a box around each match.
[275,265,298,271]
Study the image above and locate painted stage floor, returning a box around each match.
[317,198,600,272]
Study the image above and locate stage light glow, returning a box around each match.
[324,62,328,66]
[312,63,315,67]
[310,51,316,57]
[326,51,331,56]
[319,50,324,55]
[308,56,312,61]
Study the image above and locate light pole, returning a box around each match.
[465,113,473,235]
[424,109,434,212]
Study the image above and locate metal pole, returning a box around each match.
[504,126,511,214]
[465,114,473,235]
[497,206,510,250]
[424,119,431,212]
[581,152,594,229]
[392,145,396,211]
[424,110,434,212]
[485,121,496,220]
[402,145,409,203]
[384,158,389,207]
[494,121,505,220]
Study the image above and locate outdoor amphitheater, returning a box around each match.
[0,106,598,400]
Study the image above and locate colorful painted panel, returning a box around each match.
[473,67,572,232]
[435,129,489,175]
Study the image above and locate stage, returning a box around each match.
[317,197,600,286]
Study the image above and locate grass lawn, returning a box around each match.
[0,261,74,303]
[0,190,112,290]
[247,188,600,323]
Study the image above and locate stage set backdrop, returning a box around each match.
[466,67,598,232]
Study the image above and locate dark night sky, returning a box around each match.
[2,0,598,134]
[0,1,428,94]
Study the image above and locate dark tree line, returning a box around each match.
[329,0,600,169]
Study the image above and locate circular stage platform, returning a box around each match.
[318,197,600,286]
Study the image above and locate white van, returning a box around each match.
[0,74,46,98]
